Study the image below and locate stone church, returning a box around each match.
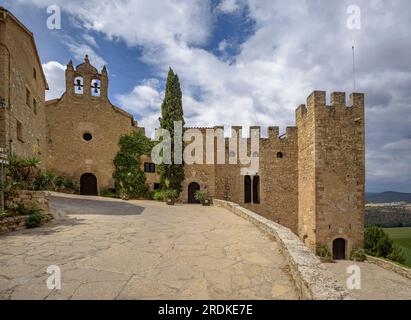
[45,56,143,195]
[0,7,365,259]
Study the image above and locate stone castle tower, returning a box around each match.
[296,91,365,254]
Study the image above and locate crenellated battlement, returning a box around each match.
[296,91,365,124]
[187,125,297,143]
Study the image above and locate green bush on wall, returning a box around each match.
[113,131,154,199]
[364,226,406,264]
[350,249,367,262]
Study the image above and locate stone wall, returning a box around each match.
[366,255,411,280]
[140,154,160,191]
[178,126,299,233]
[1,190,52,234]
[10,190,51,213]
[255,127,298,233]
[0,216,27,234]
[0,8,48,161]
[214,199,350,300]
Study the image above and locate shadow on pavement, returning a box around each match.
[50,196,145,216]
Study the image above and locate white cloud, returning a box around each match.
[42,61,66,100]
[64,36,107,70]
[217,0,245,14]
[22,0,411,191]
[82,34,98,48]
[21,0,213,47]
[115,80,164,138]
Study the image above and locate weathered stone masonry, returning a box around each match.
[0,7,48,161]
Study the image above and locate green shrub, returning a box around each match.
[163,189,178,200]
[387,246,406,264]
[26,209,45,228]
[20,156,41,167]
[100,187,119,198]
[144,190,154,200]
[316,245,333,262]
[153,190,166,201]
[194,190,208,202]
[365,226,392,256]
[350,249,367,262]
[8,155,41,184]
[365,226,406,264]
[34,171,78,193]
[34,171,51,190]
[62,178,79,193]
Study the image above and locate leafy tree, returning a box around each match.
[158,68,185,193]
[113,130,153,199]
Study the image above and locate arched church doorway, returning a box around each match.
[80,173,98,196]
[188,182,201,204]
[333,238,346,260]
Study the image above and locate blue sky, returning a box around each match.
[2,0,411,193]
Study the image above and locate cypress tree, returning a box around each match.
[158,68,185,193]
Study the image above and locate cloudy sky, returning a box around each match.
[2,0,411,192]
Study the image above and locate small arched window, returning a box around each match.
[91,79,101,96]
[276,152,284,159]
[74,77,84,94]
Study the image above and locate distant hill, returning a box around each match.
[366,192,411,204]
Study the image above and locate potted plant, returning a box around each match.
[316,245,334,263]
[164,189,178,205]
[195,190,211,206]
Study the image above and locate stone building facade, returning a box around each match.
[0,7,48,161]
[1,7,365,259]
[45,56,143,194]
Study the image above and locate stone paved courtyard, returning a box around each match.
[0,195,298,300]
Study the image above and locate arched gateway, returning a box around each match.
[188,182,201,204]
[332,238,346,260]
[80,173,98,196]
